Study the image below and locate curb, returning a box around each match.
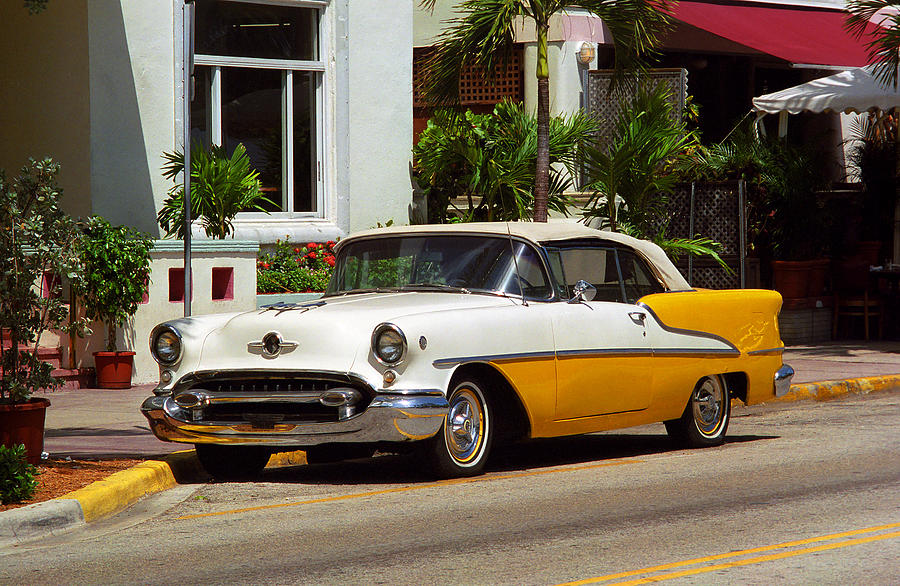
[775,374,900,404]
[0,448,307,548]
[3,375,899,547]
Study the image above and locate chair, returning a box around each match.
[832,259,883,340]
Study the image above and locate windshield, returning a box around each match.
[326,235,552,299]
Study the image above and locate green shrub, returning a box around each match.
[257,240,336,294]
[0,444,39,505]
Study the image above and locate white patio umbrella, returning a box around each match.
[752,65,900,263]
[752,65,900,116]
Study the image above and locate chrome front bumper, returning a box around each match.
[774,364,795,397]
[141,392,449,447]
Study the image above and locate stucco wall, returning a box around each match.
[347,1,414,232]
[87,0,176,235]
[66,241,260,385]
[0,1,91,220]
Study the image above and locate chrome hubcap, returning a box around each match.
[692,377,725,436]
[445,387,484,464]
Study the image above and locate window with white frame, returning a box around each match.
[191,0,326,216]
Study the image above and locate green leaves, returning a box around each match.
[0,158,79,403]
[846,0,900,89]
[159,143,273,240]
[582,83,695,233]
[414,100,599,222]
[0,444,39,505]
[72,216,153,352]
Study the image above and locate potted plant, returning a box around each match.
[74,216,152,389]
[0,159,83,463]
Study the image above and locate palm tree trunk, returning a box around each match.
[533,22,551,223]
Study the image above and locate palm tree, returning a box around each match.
[846,1,900,88]
[419,0,673,222]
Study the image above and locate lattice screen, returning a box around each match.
[413,47,524,107]
[654,181,748,290]
[586,68,688,150]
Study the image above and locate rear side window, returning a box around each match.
[545,245,663,303]
[617,249,664,302]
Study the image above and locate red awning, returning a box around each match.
[672,1,877,68]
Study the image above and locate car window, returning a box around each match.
[618,249,664,303]
[546,245,663,303]
[329,235,552,300]
[550,247,624,302]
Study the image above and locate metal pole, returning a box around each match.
[738,179,747,288]
[183,1,194,317]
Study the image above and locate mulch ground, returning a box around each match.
[0,458,143,512]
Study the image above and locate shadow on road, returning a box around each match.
[248,431,778,487]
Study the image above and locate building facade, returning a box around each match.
[1,0,414,242]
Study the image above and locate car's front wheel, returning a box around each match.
[665,375,730,448]
[195,444,270,480]
[425,378,494,478]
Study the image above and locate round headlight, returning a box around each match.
[372,324,407,365]
[151,326,182,365]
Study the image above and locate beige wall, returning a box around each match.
[348,1,414,231]
[0,1,91,220]
[88,0,176,235]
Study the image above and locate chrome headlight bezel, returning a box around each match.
[372,323,407,365]
[150,325,183,366]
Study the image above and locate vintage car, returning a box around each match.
[141,222,793,479]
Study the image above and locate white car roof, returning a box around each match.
[337,221,692,291]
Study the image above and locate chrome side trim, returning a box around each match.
[557,348,653,358]
[637,302,741,354]
[433,351,556,368]
[653,348,741,357]
[434,344,740,368]
[748,346,786,356]
[774,364,794,397]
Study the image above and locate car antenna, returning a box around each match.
[506,222,527,307]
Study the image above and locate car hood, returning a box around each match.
[193,292,517,374]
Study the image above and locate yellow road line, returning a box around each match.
[559,521,900,585]
[609,530,900,585]
[177,458,643,520]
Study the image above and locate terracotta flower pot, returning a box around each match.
[93,351,136,389]
[806,258,830,297]
[771,260,811,300]
[0,397,51,465]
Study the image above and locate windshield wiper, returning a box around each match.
[400,283,471,294]
[329,287,400,297]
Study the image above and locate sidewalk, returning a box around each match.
[2,341,898,548]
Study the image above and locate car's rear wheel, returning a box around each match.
[195,444,270,480]
[665,375,730,448]
[425,378,493,478]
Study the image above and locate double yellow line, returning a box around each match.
[559,521,900,585]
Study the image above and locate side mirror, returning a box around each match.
[568,279,597,303]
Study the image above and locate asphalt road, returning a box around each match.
[3,391,899,585]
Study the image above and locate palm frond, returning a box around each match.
[846,0,900,88]
[421,0,527,105]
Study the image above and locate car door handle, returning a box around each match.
[628,311,646,324]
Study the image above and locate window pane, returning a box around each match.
[190,65,212,148]
[293,71,316,213]
[221,67,282,211]
[330,236,551,300]
[195,0,318,61]
[557,248,623,302]
[618,250,664,303]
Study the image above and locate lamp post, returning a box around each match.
[182,0,194,317]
